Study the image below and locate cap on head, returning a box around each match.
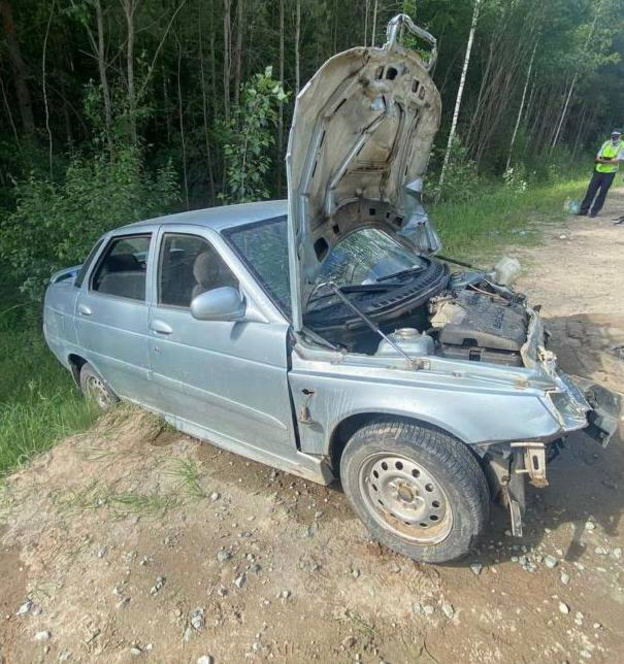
[612,129,622,137]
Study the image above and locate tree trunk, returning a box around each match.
[121,0,137,143]
[94,0,113,155]
[506,39,537,170]
[295,0,301,94]
[42,0,55,175]
[176,38,189,210]
[199,0,216,204]
[233,0,244,107]
[370,0,378,47]
[223,0,231,122]
[439,0,481,190]
[0,0,35,134]
[277,0,285,194]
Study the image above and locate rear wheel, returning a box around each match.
[79,363,118,411]
[340,419,489,563]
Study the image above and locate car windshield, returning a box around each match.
[227,220,426,315]
[314,228,425,287]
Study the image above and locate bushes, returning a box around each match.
[0,146,178,302]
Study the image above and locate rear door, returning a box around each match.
[147,226,297,457]
[75,232,157,403]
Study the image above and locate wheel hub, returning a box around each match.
[359,454,453,544]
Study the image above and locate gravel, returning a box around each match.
[150,576,166,595]
[197,657,214,664]
[560,571,571,585]
[470,563,483,576]
[441,603,455,620]
[544,555,558,569]
[558,602,570,615]
[190,608,205,631]
[16,600,33,617]
[234,574,247,589]
[34,631,51,641]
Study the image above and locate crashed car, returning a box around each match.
[43,15,620,563]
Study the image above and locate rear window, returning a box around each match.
[90,234,151,301]
[75,238,104,288]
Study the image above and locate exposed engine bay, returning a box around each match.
[304,257,532,367]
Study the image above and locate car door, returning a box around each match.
[147,227,297,457]
[75,231,157,403]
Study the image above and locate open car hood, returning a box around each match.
[286,14,442,331]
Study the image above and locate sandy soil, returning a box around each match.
[1,189,624,664]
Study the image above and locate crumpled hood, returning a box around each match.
[286,14,442,331]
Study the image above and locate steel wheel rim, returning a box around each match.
[358,453,453,544]
[85,374,111,409]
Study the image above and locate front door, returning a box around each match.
[147,229,296,457]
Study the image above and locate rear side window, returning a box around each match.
[91,234,151,301]
[75,238,104,288]
[158,233,238,308]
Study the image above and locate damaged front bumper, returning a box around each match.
[494,307,622,536]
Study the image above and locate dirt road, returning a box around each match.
[2,190,624,664]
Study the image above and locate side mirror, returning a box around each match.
[190,287,246,322]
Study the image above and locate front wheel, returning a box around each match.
[340,419,490,563]
[79,363,118,411]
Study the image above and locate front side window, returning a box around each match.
[225,217,291,312]
[158,233,238,308]
[91,234,151,301]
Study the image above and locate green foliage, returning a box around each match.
[0,146,178,302]
[427,136,482,203]
[219,68,288,204]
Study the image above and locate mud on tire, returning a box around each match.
[340,418,490,563]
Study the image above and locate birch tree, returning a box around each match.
[438,0,481,191]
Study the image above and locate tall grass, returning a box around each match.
[431,178,587,262]
[0,300,97,476]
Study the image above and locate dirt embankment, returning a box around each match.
[1,190,624,664]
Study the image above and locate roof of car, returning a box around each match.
[123,199,288,232]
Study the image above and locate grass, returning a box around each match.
[431,178,587,263]
[0,298,98,477]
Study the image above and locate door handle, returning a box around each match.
[78,304,92,316]
[150,319,173,335]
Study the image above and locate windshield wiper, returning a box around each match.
[375,265,424,282]
[308,282,399,304]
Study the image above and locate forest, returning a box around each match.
[1,0,623,301]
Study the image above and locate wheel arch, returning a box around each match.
[328,411,472,474]
[67,353,88,386]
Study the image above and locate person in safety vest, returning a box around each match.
[579,130,624,217]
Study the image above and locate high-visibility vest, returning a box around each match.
[596,140,623,173]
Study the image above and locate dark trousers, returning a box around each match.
[580,171,616,214]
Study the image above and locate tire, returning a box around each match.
[79,363,118,411]
[340,418,490,563]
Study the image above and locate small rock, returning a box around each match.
[341,635,356,649]
[217,586,228,597]
[560,571,570,585]
[422,605,435,616]
[97,547,107,559]
[210,492,220,502]
[190,608,205,631]
[594,546,608,556]
[217,549,231,563]
[234,574,247,590]
[584,521,596,532]
[59,652,72,662]
[351,568,361,579]
[279,590,291,599]
[612,547,622,560]
[150,576,166,595]
[558,601,570,615]
[16,600,33,617]
[544,555,558,569]
[130,645,142,656]
[197,657,214,664]
[470,563,483,576]
[441,603,455,620]
[574,611,584,626]
[580,650,592,660]
[558,234,567,240]
[34,631,51,641]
